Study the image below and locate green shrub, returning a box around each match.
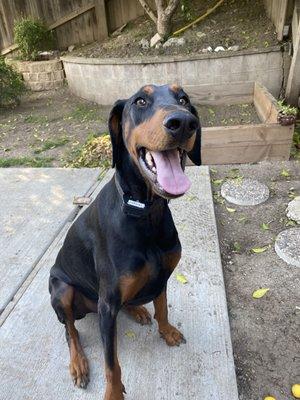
[14,18,55,61]
[0,57,26,107]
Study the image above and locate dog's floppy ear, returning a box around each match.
[109,99,127,168]
[187,105,202,166]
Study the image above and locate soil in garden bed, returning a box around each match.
[70,0,278,59]
[197,103,261,126]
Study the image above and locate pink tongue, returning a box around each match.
[151,150,191,195]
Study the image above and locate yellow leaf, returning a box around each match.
[125,331,136,339]
[252,288,269,299]
[264,397,276,400]
[292,383,300,398]
[226,207,236,213]
[176,273,188,284]
[251,246,269,253]
[281,169,290,177]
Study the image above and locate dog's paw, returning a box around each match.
[159,324,186,346]
[69,353,90,389]
[124,305,152,325]
[104,383,126,400]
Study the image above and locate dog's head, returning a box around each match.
[109,84,201,199]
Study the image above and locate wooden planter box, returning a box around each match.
[187,82,294,165]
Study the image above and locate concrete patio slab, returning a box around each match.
[0,167,238,400]
[0,168,100,312]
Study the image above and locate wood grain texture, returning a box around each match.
[185,81,254,105]
[0,168,99,313]
[253,82,279,123]
[263,0,289,41]
[0,167,239,400]
[286,1,300,105]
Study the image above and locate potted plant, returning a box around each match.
[277,100,298,126]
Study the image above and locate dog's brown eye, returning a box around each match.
[135,98,147,107]
[179,97,188,106]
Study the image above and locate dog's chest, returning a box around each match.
[125,245,181,306]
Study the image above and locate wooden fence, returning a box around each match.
[263,0,294,40]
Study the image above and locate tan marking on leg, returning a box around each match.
[119,264,151,304]
[123,305,152,325]
[153,289,186,346]
[61,287,90,388]
[162,250,181,273]
[104,333,125,400]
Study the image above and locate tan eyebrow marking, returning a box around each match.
[143,85,154,94]
[170,84,181,93]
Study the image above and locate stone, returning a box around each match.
[275,228,300,267]
[139,38,149,49]
[163,37,186,48]
[286,196,300,224]
[68,45,75,52]
[202,46,213,53]
[150,33,163,48]
[221,179,269,206]
[214,46,225,52]
[228,45,239,51]
[196,31,206,39]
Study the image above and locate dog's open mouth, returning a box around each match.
[139,148,191,196]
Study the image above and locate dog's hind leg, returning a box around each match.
[123,305,152,325]
[49,277,90,388]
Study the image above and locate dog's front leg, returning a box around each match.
[154,288,186,346]
[98,300,125,400]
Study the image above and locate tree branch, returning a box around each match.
[164,0,180,17]
[138,0,158,23]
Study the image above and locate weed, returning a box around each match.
[69,105,103,122]
[24,114,48,124]
[0,156,54,167]
[34,137,69,154]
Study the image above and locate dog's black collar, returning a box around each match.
[114,173,164,218]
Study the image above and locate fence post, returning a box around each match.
[286,4,300,105]
[94,0,108,40]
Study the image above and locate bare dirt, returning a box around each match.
[211,161,300,400]
[0,88,110,167]
[70,0,278,59]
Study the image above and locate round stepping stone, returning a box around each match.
[220,179,269,206]
[286,196,300,224]
[275,228,300,267]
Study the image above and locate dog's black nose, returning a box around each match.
[163,112,199,140]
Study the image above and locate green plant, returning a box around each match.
[0,57,26,107]
[0,156,54,167]
[181,0,194,21]
[277,100,298,116]
[14,18,55,61]
[66,133,112,168]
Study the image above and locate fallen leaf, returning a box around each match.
[261,223,270,231]
[125,331,136,339]
[212,179,223,185]
[281,169,290,178]
[291,383,300,398]
[251,246,269,254]
[252,288,269,299]
[264,396,276,400]
[233,242,242,252]
[226,207,236,213]
[176,273,188,284]
[187,194,197,201]
[210,168,217,174]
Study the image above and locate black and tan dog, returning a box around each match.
[49,83,201,400]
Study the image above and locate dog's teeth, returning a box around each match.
[146,151,152,164]
[152,166,156,173]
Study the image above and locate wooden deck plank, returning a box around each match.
[0,167,238,400]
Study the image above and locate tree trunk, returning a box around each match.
[157,14,172,38]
